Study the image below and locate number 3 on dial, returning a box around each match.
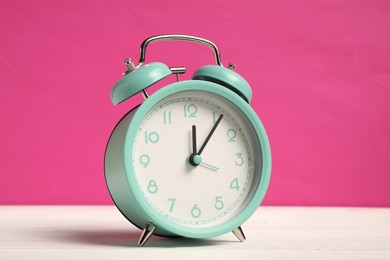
[235,153,244,166]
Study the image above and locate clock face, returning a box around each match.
[131,90,262,228]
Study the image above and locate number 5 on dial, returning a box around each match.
[214,196,224,210]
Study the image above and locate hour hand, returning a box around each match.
[189,125,201,166]
[192,125,197,155]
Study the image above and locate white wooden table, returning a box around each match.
[1,206,389,259]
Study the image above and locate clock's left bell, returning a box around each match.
[110,59,172,105]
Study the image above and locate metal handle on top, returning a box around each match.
[137,34,224,67]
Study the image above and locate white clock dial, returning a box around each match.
[132,90,261,228]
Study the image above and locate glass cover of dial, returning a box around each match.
[132,91,261,228]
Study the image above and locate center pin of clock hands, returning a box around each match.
[189,114,223,171]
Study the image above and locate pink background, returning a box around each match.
[1,0,389,206]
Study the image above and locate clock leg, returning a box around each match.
[232,226,246,242]
[138,222,156,246]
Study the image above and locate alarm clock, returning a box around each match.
[104,35,271,246]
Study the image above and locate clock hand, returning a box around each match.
[199,161,220,171]
[189,125,201,166]
[197,114,223,155]
[192,125,197,154]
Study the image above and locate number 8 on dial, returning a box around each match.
[104,35,271,246]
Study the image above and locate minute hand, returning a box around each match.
[197,114,223,155]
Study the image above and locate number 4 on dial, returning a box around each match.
[230,178,240,191]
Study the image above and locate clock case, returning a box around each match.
[104,35,271,246]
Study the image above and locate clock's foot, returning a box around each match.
[138,222,156,246]
[232,226,246,242]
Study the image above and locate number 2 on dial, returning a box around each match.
[227,129,237,142]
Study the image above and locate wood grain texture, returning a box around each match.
[1,206,389,259]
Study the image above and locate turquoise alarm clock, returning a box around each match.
[104,35,271,246]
